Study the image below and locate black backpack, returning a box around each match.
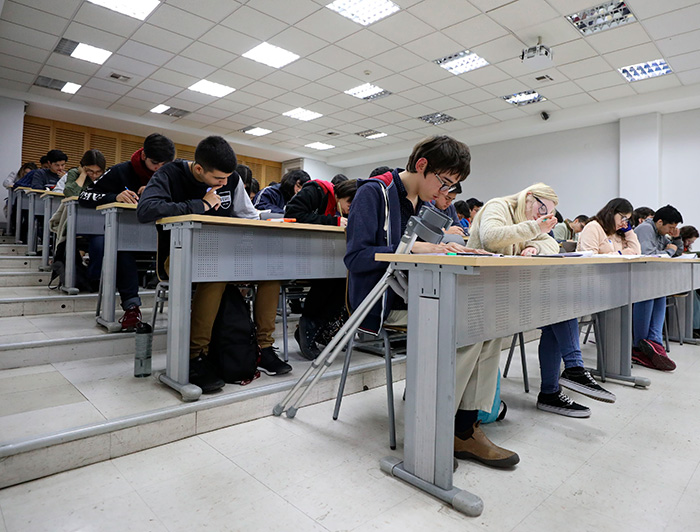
[208,284,260,385]
[49,240,94,293]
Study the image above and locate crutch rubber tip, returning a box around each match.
[272,404,284,416]
[286,406,298,418]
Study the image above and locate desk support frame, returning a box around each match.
[95,208,121,332]
[61,201,79,295]
[14,191,23,244]
[26,192,38,256]
[39,196,56,271]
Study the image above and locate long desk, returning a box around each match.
[157,215,347,401]
[62,197,104,295]
[39,191,64,270]
[373,253,698,517]
[95,203,157,331]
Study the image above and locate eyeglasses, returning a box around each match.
[618,214,630,225]
[433,172,454,192]
[533,195,549,216]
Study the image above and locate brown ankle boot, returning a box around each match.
[454,421,520,468]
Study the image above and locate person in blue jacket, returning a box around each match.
[254,169,310,213]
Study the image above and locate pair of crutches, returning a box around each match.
[273,205,451,419]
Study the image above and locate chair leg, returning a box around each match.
[281,285,289,362]
[381,329,397,450]
[663,308,671,353]
[504,333,518,378]
[333,335,355,421]
[674,302,683,346]
[151,288,159,331]
[583,321,593,344]
[593,314,606,382]
[518,332,529,393]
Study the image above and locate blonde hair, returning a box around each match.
[496,182,559,224]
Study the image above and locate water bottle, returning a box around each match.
[134,322,153,377]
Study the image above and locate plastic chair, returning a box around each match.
[151,281,169,331]
[280,282,309,362]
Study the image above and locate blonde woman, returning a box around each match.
[468,183,616,417]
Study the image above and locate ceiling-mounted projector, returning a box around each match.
[521,38,553,70]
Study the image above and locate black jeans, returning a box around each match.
[88,235,141,310]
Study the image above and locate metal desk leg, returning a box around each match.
[26,193,37,255]
[382,267,483,517]
[95,208,121,332]
[61,201,79,295]
[40,197,52,270]
[14,193,23,244]
[679,292,699,345]
[159,223,201,401]
[6,188,13,236]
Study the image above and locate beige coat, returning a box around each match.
[467,197,560,255]
[576,220,641,255]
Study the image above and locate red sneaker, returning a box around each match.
[632,347,655,369]
[638,340,676,371]
[119,306,142,332]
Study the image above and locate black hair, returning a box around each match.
[369,166,392,178]
[39,156,48,165]
[591,198,634,237]
[331,173,348,186]
[653,205,683,225]
[143,133,175,163]
[267,181,278,186]
[680,225,699,241]
[46,149,67,163]
[466,197,483,211]
[632,207,655,227]
[574,214,589,224]
[334,179,357,201]
[448,182,462,195]
[454,200,470,218]
[80,149,106,171]
[248,177,260,197]
[279,169,310,202]
[236,164,252,187]
[194,136,237,174]
[406,136,471,181]
[554,211,564,223]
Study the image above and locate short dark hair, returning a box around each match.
[39,156,48,165]
[654,205,683,225]
[592,198,633,236]
[454,200,470,218]
[680,225,699,240]
[369,166,392,178]
[46,149,67,163]
[194,136,237,174]
[334,179,357,201]
[448,182,462,195]
[143,133,175,163]
[80,149,106,171]
[248,177,260,197]
[632,207,655,227]
[236,164,252,187]
[554,211,564,223]
[466,197,483,211]
[280,169,310,202]
[331,173,348,186]
[574,214,589,224]
[406,136,471,181]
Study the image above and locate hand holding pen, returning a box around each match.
[116,187,139,204]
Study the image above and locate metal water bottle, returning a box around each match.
[134,322,153,377]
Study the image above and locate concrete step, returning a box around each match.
[0,244,30,255]
[0,235,15,244]
[0,256,42,270]
[0,271,51,287]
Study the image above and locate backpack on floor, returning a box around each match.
[208,284,261,385]
[49,240,93,293]
[477,369,507,424]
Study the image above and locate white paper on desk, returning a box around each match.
[679,253,698,259]
[593,253,643,259]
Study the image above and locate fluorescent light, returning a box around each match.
[356,129,387,139]
[70,42,112,65]
[618,59,672,82]
[242,42,299,69]
[305,142,335,150]
[366,132,387,139]
[283,108,323,121]
[87,0,160,20]
[418,112,456,126]
[150,104,169,114]
[61,82,81,94]
[502,90,546,106]
[344,83,391,100]
[566,1,635,36]
[434,50,489,75]
[326,0,399,26]
[188,79,235,98]
[242,127,272,136]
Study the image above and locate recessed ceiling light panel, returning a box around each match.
[326,0,400,26]
[305,142,335,150]
[618,59,672,82]
[566,1,635,36]
[87,0,160,20]
[418,112,456,126]
[188,79,235,98]
[356,129,387,139]
[241,127,272,136]
[283,108,323,121]
[61,82,82,94]
[502,90,546,106]
[34,75,81,94]
[71,42,112,65]
[344,83,392,100]
[434,50,489,75]
[242,42,299,69]
[150,104,169,114]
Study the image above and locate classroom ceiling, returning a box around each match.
[1,0,700,167]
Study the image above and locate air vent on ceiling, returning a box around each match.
[418,112,456,126]
[161,107,190,118]
[325,131,340,136]
[34,75,67,91]
[535,75,554,82]
[54,38,79,56]
[109,72,132,82]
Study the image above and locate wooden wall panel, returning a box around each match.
[54,128,87,167]
[90,134,118,168]
[21,122,51,165]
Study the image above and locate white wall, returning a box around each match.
[0,96,24,225]
[302,157,345,182]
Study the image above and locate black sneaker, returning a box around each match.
[189,355,225,393]
[258,346,292,376]
[295,318,322,360]
[537,391,591,418]
[559,367,616,403]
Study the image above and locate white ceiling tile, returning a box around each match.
[326,109,366,123]
[104,54,159,77]
[11,0,81,17]
[401,62,453,84]
[284,85,331,102]
[370,48,425,73]
[342,62,394,85]
[472,34,526,64]
[374,110,412,124]
[224,57,276,80]
[115,96,156,111]
[585,23,651,55]
[219,6,288,41]
[247,0,320,25]
[668,50,700,73]
[472,97,511,113]
[63,21,126,51]
[575,71,626,91]
[371,11,433,46]
[198,25,259,56]
[403,31,463,61]
[544,0,604,17]
[676,67,700,85]
[214,118,248,130]
[148,5,215,39]
[131,24,193,54]
[196,105,234,119]
[29,85,72,101]
[603,42,663,69]
[150,68,199,88]
[335,30,397,59]
[185,112,226,125]
[400,85,444,103]
[323,92,364,109]
[482,78,532,97]
[408,0,480,30]
[0,53,41,75]
[460,64,510,85]
[165,0,242,21]
[1,1,69,35]
[283,58,335,82]
[316,71,363,92]
[294,7,361,43]
[443,105,483,119]
[75,86,122,103]
[0,67,34,84]
[631,73,682,93]
[45,52,100,77]
[68,94,113,108]
[557,56,612,79]
[368,92,417,110]
[0,77,31,92]
[527,80,582,98]
[656,29,700,58]
[85,77,134,95]
[490,107,527,120]
[241,81,287,99]
[513,16,582,48]
[173,119,210,129]
[261,70,310,91]
[397,102,439,118]
[117,41,174,67]
[125,88,165,104]
[643,4,700,40]
[229,90,268,107]
[488,0,559,31]
[464,114,500,126]
[169,90,218,107]
[453,87,493,104]
[422,95,467,111]
[94,67,144,86]
[0,20,58,51]
[206,70,255,91]
[553,39,598,65]
[72,2,140,38]
[257,100,300,114]
[108,102,147,115]
[208,99,250,114]
[630,0,700,21]
[517,67,569,86]
[518,100,560,115]
[588,84,637,102]
[206,125,233,135]
[429,75,476,96]
[180,42,236,69]
[268,26,328,56]
[442,14,509,49]
[308,45,363,71]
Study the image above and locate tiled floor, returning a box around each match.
[1,340,698,531]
